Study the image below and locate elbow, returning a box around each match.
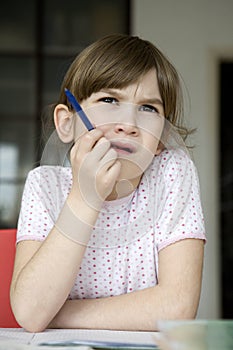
[173,304,197,320]
[10,296,49,333]
[12,307,48,333]
[12,308,48,333]
[167,295,199,320]
[155,286,200,321]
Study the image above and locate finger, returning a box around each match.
[70,130,105,165]
[102,159,122,184]
[95,160,121,200]
[73,128,104,154]
[99,147,118,170]
[90,137,114,162]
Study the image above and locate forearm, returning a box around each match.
[10,193,100,332]
[49,289,158,331]
[10,228,86,331]
[49,240,204,331]
[49,285,198,331]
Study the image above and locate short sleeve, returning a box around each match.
[17,166,70,243]
[154,150,206,251]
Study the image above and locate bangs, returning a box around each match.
[66,35,157,101]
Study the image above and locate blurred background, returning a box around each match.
[0,0,232,322]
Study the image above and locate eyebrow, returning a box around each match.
[100,89,164,106]
[139,97,164,106]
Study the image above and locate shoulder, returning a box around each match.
[26,165,72,185]
[27,165,72,177]
[149,148,197,179]
[142,148,200,199]
[17,166,72,239]
[23,165,72,202]
[156,148,194,167]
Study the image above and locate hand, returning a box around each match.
[70,129,121,210]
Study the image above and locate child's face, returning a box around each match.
[75,69,165,181]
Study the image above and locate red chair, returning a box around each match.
[0,228,20,327]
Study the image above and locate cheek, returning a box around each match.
[96,124,110,133]
[149,138,160,154]
[83,104,114,128]
[142,132,161,155]
[138,115,164,137]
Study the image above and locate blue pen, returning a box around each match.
[64,88,94,131]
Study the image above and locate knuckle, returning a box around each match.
[83,132,93,142]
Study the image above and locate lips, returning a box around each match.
[111,141,136,154]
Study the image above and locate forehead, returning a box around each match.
[108,69,162,103]
[98,68,158,92]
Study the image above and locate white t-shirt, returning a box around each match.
[17,149,206,299]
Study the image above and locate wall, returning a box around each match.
[131,0,233,318]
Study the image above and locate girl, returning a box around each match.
[10,34,206,332]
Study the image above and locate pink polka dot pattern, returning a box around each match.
[17,149,206,299]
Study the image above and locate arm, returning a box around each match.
[10,129,121,333]
[10,204,95,333]
[49,238,204,331]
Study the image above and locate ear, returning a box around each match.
[155,141,164,156]
[54,104,74,143]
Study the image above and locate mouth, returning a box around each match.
[111,141,136,154]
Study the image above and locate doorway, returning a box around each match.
[219,61,233,318]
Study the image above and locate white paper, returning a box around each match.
[0,328,159,349]
[33,329,159,348]
[0,328,33,344]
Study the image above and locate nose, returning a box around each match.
[113,104,139,136]
[114,122,139,136]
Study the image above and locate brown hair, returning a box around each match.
[45,34,191,141]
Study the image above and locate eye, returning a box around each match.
[139,104,159,113]
[98,97,119,104]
